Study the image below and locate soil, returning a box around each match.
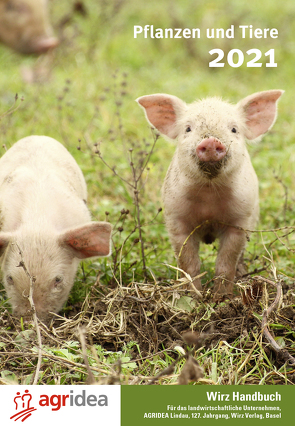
[1,277,295,384]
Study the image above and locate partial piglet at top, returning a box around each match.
[0,136,112,321]
[137,90,283,297]
[0,0,58,54]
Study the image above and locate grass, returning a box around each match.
[0,0,295,385]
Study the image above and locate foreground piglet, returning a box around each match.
[0,136,112,321]
[0,0,58,54]
[137,90,283,297]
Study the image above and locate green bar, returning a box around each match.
[121,385,293,426]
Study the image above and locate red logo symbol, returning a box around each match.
[10,390,37,422]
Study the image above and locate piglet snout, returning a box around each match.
[196,137,227,162]
[33,37,59,54]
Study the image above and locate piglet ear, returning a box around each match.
[136,94,187,140]
[0,233,11,256]
[60,222,112,259]
[238,90,284,140]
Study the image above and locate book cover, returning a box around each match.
[0,0,294,424]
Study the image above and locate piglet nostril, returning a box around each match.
[196,137,226,162]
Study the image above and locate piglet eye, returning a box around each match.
[186,126,192,133]
[231,127,237,133]
[6,275,14,285]
[54,276,63,287]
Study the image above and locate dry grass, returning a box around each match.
[1,270,295,386]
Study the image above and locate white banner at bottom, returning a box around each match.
[1,385,121,425]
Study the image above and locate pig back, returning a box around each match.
[0,135,89,232]
[0,135,87,198]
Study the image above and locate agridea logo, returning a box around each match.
[10,389,108,421]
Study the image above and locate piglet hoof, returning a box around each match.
[212,277,234,301]
[191,275,202,291]
[186,274,203,299]
[236,262,248,278]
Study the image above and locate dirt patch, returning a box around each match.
[1,277,295,384]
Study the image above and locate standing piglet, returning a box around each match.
[0,0,58,54]
[0,136,112,321]
[137,90,283,297]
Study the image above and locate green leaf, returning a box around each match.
[174,296,196,312]
[274,336,286,348]
[1,370,18,384]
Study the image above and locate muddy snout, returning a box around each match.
[196,137,227,162]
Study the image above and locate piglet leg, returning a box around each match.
[169,225,202,290]
[213,228,247,297]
